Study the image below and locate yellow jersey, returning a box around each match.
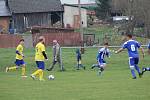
[35,42,46,61]
[16,44,24,60]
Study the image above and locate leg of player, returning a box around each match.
[78,56,85,70]
[142,67,150,74]
[134,58,142,78]
[135,65,142,78]
[79,60,85,70]
[6,59,21,72]
[31,69,44,81]
[39,69,44,81]
[98,60,106,76]
[21,64,27,78]
[31,61,45,81]
[6,66,17,72]
[58,57,65,71]
[60,64,65,71]
[98,60,102,75]
[76,61,80,70]
[76,57,80,70]
[101,64,106,72]
[79,64,85,70]
[98,64,105,76]
[47,61,57,71]
[130,66,137,79]
[129,58,137,79]
[91,64,99,69]
[77,60,85,70]
[31,70,39,80]
[100,61,106,72]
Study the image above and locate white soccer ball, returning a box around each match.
[48,75,55,80]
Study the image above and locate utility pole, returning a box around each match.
[78,0,84,54]
[78,0,83,44]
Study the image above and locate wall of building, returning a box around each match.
[13,12,63,33]
[0,17,10,33]
[0,32,81,48]
[32,32,81,47]
[0,34,22,48]
[63,5,87,28]
[31,27,81,46]
[13,13,50,33]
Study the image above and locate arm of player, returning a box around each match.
[55,46,59,57]
[115,48,124,54]
[16,50,21,55]
[16,45,24,57]
[54,46,59,61]
[140,47,145,58]
[42,51,48,60]
[41,45,48,60]
[106,49,111,58]
[16,50,24,57]
[115,42,126,54]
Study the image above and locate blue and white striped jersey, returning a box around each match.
[97,47,110,60]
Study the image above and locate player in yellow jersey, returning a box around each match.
[31,36,48,81]
[6,39,27,78]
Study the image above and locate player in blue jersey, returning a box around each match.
[75,48,85,70]
[115,34,145,79]
[91,43,110,75]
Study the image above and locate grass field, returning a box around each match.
[0,47,150,100]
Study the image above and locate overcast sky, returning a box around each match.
[60,0,95,4]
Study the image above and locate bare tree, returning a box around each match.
[112,0,150,37]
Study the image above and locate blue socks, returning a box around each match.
[130,65,142,78]
[145,67,150,71]
[135,65,141,74]
[131,69,136,78]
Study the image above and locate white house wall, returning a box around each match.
[63,5,87,28]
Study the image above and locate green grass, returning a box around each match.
[0,48,150,100]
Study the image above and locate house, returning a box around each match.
[71,3,97,26]
[0,0,11,33]
[75,3,96,16]
[63,4,87,29]
[0,0,64,33]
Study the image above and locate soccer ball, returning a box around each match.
[48,75,55,80]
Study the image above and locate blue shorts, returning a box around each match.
[15,59,25,66]
[129,57,139,66]
[36,61,45,70]
[148,45,150,49]
[77,56,81,61]
[98,59,106,67]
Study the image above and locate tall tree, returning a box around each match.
[112,0,150,37]
[95,0,111,20]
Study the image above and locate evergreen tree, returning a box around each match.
[95,0,111,20]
